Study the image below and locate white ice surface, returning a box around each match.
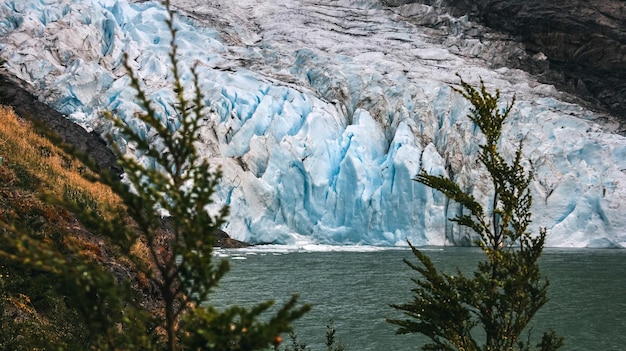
[1,0,626,247]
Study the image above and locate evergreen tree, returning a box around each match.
[388,77,563,351]
[0,1,309,349]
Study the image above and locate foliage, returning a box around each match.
[324,320,346,351]
[1,1,309,349]
[277,332,309,351]
[274,320,346,351]
[0,190,153,350]
[0,106,127,349]
[388,77,564,351]
[0,260,86,350]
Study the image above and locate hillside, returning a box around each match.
[0,102,246,348]
[0,104,156,347]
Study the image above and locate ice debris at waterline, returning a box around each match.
[1,0,626,248]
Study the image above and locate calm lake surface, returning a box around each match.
[211,247,626,350]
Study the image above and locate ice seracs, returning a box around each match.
[1,0,625,247]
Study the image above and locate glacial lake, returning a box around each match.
[211,247,626,350]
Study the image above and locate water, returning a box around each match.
[210,247,626,350]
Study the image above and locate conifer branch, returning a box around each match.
[390,77,562,351]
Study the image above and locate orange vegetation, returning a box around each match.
[0,104,121,218]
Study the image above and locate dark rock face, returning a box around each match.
[214,229,251,248]
[0,72,123,177]
[159,218,251,249]
[384,0,626,121]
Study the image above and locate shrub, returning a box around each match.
[388,77,563,351]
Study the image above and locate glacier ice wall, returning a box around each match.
[1,0,626,247]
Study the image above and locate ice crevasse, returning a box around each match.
[1,0,626,247]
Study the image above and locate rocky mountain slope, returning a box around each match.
[386,0,626,122]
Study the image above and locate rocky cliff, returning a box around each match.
[384,0,626,123]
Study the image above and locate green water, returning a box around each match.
[211,247,626,350]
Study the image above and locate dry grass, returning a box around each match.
[0,103,157,285]
[0,105,121,218]
[0,105,168,347]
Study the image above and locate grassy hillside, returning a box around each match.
[0,105,156,349]
[0,105,121,216]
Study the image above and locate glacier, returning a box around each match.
[1,0,626,247]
